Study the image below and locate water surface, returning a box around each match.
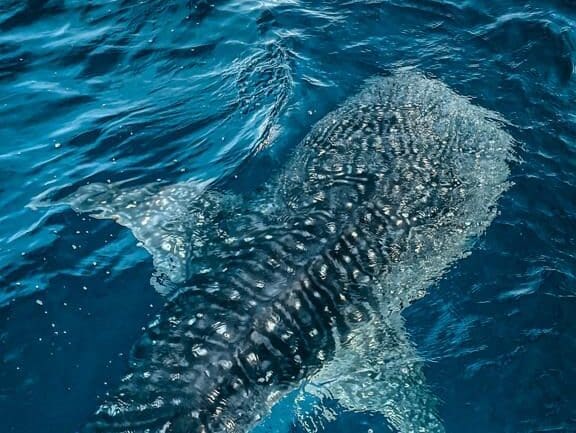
[1,1,575,432]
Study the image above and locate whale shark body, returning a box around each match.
[48,72,513,433]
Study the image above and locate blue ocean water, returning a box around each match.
[0,1,575,432]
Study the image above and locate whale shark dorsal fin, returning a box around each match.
[32,179,242,291]
[300,314,445,433]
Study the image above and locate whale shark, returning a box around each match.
[40,72,514,433]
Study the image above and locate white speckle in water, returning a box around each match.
[293,298,302,310]
[192,345,208,357]
[214,322,227,335]
[265,319,277,332]
[368,249,377,263]
[246,352,258,365]
[319,264,328,279]
[219,360,233,369]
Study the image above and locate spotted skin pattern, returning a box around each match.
[83,72,513,433]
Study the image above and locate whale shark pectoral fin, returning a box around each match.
[302,315,445,433]
[32,179,227,288]
[71,180,209,286]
